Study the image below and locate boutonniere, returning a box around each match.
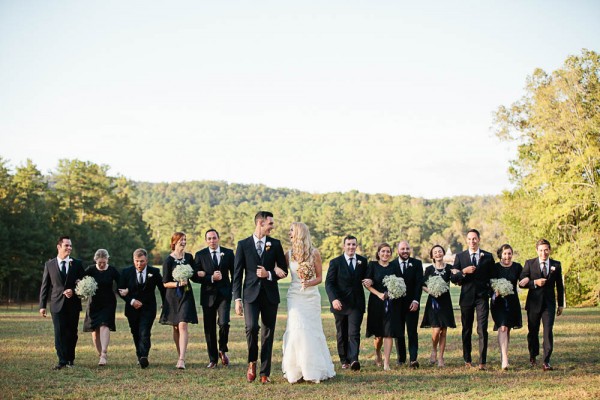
[550,266,556,273]
[220,252,225,257]
[357,260,362,265]
[408,263,413,268]
[69,260,73,267]
[148,274,153,278]
[265,242,272,251]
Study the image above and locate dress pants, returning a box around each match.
[334,308,363,364]
[51,303,80,365]
[203,296,231,363]
[127,310,155,359]
[395,307,419,363]
[243,289,278,377]
[527,305,555,364]
[460,296,489,364]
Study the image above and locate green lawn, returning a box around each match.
[1,283,599,399]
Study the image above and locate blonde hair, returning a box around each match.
[290,222,314,265]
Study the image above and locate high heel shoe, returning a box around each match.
[176,359,186,370]
[429,352,437,365]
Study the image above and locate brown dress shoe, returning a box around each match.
[219,351,230,366]
[260,376,271,384]
[247,362,257,382]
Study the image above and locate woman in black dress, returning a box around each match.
[83,249,120,366]
[365,243,402,371]
[421,244,456,367]
[159,232,198,369]
[491,244,523,370]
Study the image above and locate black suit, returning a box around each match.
[520,258,564,364]
[39,257,85,366]
[232,236,287,377]
[451,249,495,365]
[194,246,235,363]
[325,253,368,364]
[118,265,165,361]
[390,257,423,364]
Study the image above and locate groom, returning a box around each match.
[233,211,287,383]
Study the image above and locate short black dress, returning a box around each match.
[83,265,120,332]
[366,261,403,338]
[420,265,456,329]
[490,262,523,331]
[159,253,198,325]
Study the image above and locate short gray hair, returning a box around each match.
[94,248,110,261]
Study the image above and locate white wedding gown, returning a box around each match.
[281,259,336,383]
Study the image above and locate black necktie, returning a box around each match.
[471,253,477,268]
[542,262,548,278]
[60,260,67,280]
[138,271,144,286]
[401,261,406,274]
[212,251,218,267]
[348,258,354,271]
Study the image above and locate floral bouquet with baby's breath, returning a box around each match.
[297,261,315,290]
[75,276,98,300]
[383,275,406,299]
[426,275,449,298]
[491,278,514,297]
[173,264,194,282]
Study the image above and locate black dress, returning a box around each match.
[366,261,402,338]
[83,265,120,332]
[420,265,456,329]
[159,253,198,325]
[490,262,523,330]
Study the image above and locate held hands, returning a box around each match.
[362,279,373,288]
[212,271,222,281]
[332,299,343,311]
[274,266,287,279]
[235,299,243,316]
[63,289,74,298]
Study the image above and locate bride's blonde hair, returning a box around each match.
[290,222,314,265]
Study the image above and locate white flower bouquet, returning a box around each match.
[426,275,449,298]
[297,261,315,290]
[172,264,194,282]
[382,275,406,299]
[75,276,98,300]
[491,278,514,297]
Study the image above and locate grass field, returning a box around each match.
[1,284,599,399]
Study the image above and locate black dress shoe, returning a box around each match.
[52,363,66,370]
[529,357,536,367]
[410,361,420,369]
[139,357,149,369]
[350,361,361,371]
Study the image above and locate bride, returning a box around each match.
[279,222,336,383]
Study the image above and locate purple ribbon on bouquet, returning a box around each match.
[176,285,183,298]
[432,298,440,312]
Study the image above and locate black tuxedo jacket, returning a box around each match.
[389,257,424,307]
[451,249,495,307]
[325,254,368,315]
[520,258,565,314]
[232,236,287,304]
[194,246,235,307]
[39,257,85,313]
[118,265,165,318]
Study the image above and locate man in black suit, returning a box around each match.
[390,240,423,368]
[233,211,288,383]
[520,238,565,371]
[450,228,495,370]
[325,235,369,371]
[118,248,165,368]
[39,236,85,370]
[194,228,235,368]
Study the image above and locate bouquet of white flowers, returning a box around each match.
[75,276,98,300]
[426,275,449,298]
[172,264,194,282]
[491,278,514,297]
[382,275,406,299]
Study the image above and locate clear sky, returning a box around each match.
[1,1,598,198]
